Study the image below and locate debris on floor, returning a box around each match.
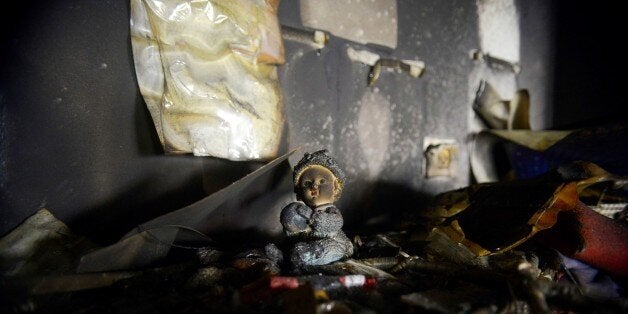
[2,164,628,313]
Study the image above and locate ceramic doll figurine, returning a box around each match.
[280,150,354,268]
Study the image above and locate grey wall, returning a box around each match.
[2,1,617,244]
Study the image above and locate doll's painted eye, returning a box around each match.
[319,178,326,184]
[303,180,312,187]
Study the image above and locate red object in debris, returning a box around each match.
[364,277,377,289]
[269,276,300,290]
[536,192,628,278]
[338,275,377,290]
[569,201,628,277]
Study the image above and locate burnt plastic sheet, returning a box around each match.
[78,150,295,273]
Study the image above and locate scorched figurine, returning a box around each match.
[280,150,354,269]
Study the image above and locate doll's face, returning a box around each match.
[297,165,340,208]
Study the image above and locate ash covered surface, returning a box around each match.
[2,207,627,313]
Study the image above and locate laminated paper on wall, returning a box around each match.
[300,0,397,49]
[130,0,285,160]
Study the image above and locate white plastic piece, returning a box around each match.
[402,60,426,77]
[346,47,380,66]
[339,274,366,287]
[130,0,285,160]
[313,30,328,48]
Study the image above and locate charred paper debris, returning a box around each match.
[367,58,426,87]
[3,135,628,312]
[2,231,627,313]
[473,80,530,130]
[281,25,329,50]
[470,49,521,74]
[423,138,458,179]
[3,162,628,313]
[346,47,425,87]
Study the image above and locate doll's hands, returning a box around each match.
[280,202,313,235]
[308,205,343,237]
